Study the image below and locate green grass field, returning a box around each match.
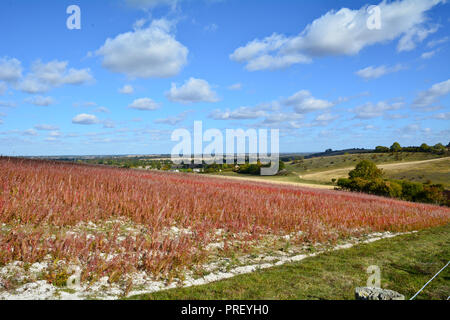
[384,158,450,186]
[285,152,443,174]
[128,224,450,300]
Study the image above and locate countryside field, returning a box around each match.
[299,157,450,187]
[0,157,449,299]
[207,152,450,189]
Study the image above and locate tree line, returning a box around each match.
[375,142,449,155]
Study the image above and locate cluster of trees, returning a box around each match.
[235,160,286,175]
[375,142,449,155]
[337,160,448,206]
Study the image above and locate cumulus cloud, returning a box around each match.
[230,0,443,71]
[96,19,188,78]
[128,98,160,111]
[166,78,219,104]
[24,96,54,106]
[353,101,404,119]
[355,64,404,80]
[119,84,134,94]
[284,90,334,113]
[18,60,93,93]
[72,113,100,125]
[0,57,22,82]
[413,79,450,109]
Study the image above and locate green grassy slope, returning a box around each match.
[128,224,450,300]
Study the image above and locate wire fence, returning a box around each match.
[410,261,449,300]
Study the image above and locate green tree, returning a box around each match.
[375,146,389,153]
[420,143,431,152]
[390,142,402,152]
[348,160,383,180]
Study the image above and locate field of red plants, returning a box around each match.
[1,157,449,290]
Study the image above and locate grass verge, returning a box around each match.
[127,224,450,300]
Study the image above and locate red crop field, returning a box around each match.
[1,157,449,290]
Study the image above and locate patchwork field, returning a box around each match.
[0,157,449,299]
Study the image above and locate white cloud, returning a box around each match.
[355,64,404,80]
[421,50,437,59]
[0,82,6,95]
[262,112,303,124]
[126,0,178,10]
[103,120,115,128]
[0,101,17,108]
[315,113,339,122]
[397,25,438,52]
[204,23,218,32]
[18,60,93,93]
[49,131,62,138]
[34,124,59,131]
[155,110,192,125]
[227,83,242,91]
[431,112,450,120]
[72,113,100,125]
[24,96,54,106]
[96,19,188,78]
[166,78,219,104]
[128,98,160,111]
[353,101,404,119]
[427,36,449,48]
[284,90,334,113]
[23,129,38,136]
[413,79,450,108]
[119,84,134,94]
[209,106,267,120]
[0,57,22,82]
[230,0,443,71]
[95,106,110,113]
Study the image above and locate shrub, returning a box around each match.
[400,181,424,202]
[349,160,383,180]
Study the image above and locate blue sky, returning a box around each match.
[0,0,449,156]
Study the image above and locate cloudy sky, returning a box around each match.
[0,0,449,155]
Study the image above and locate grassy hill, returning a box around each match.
[286,152,443,175]
[128,224,450,300]
[212,152,448,188]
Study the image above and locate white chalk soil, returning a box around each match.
[0,230,413,300]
